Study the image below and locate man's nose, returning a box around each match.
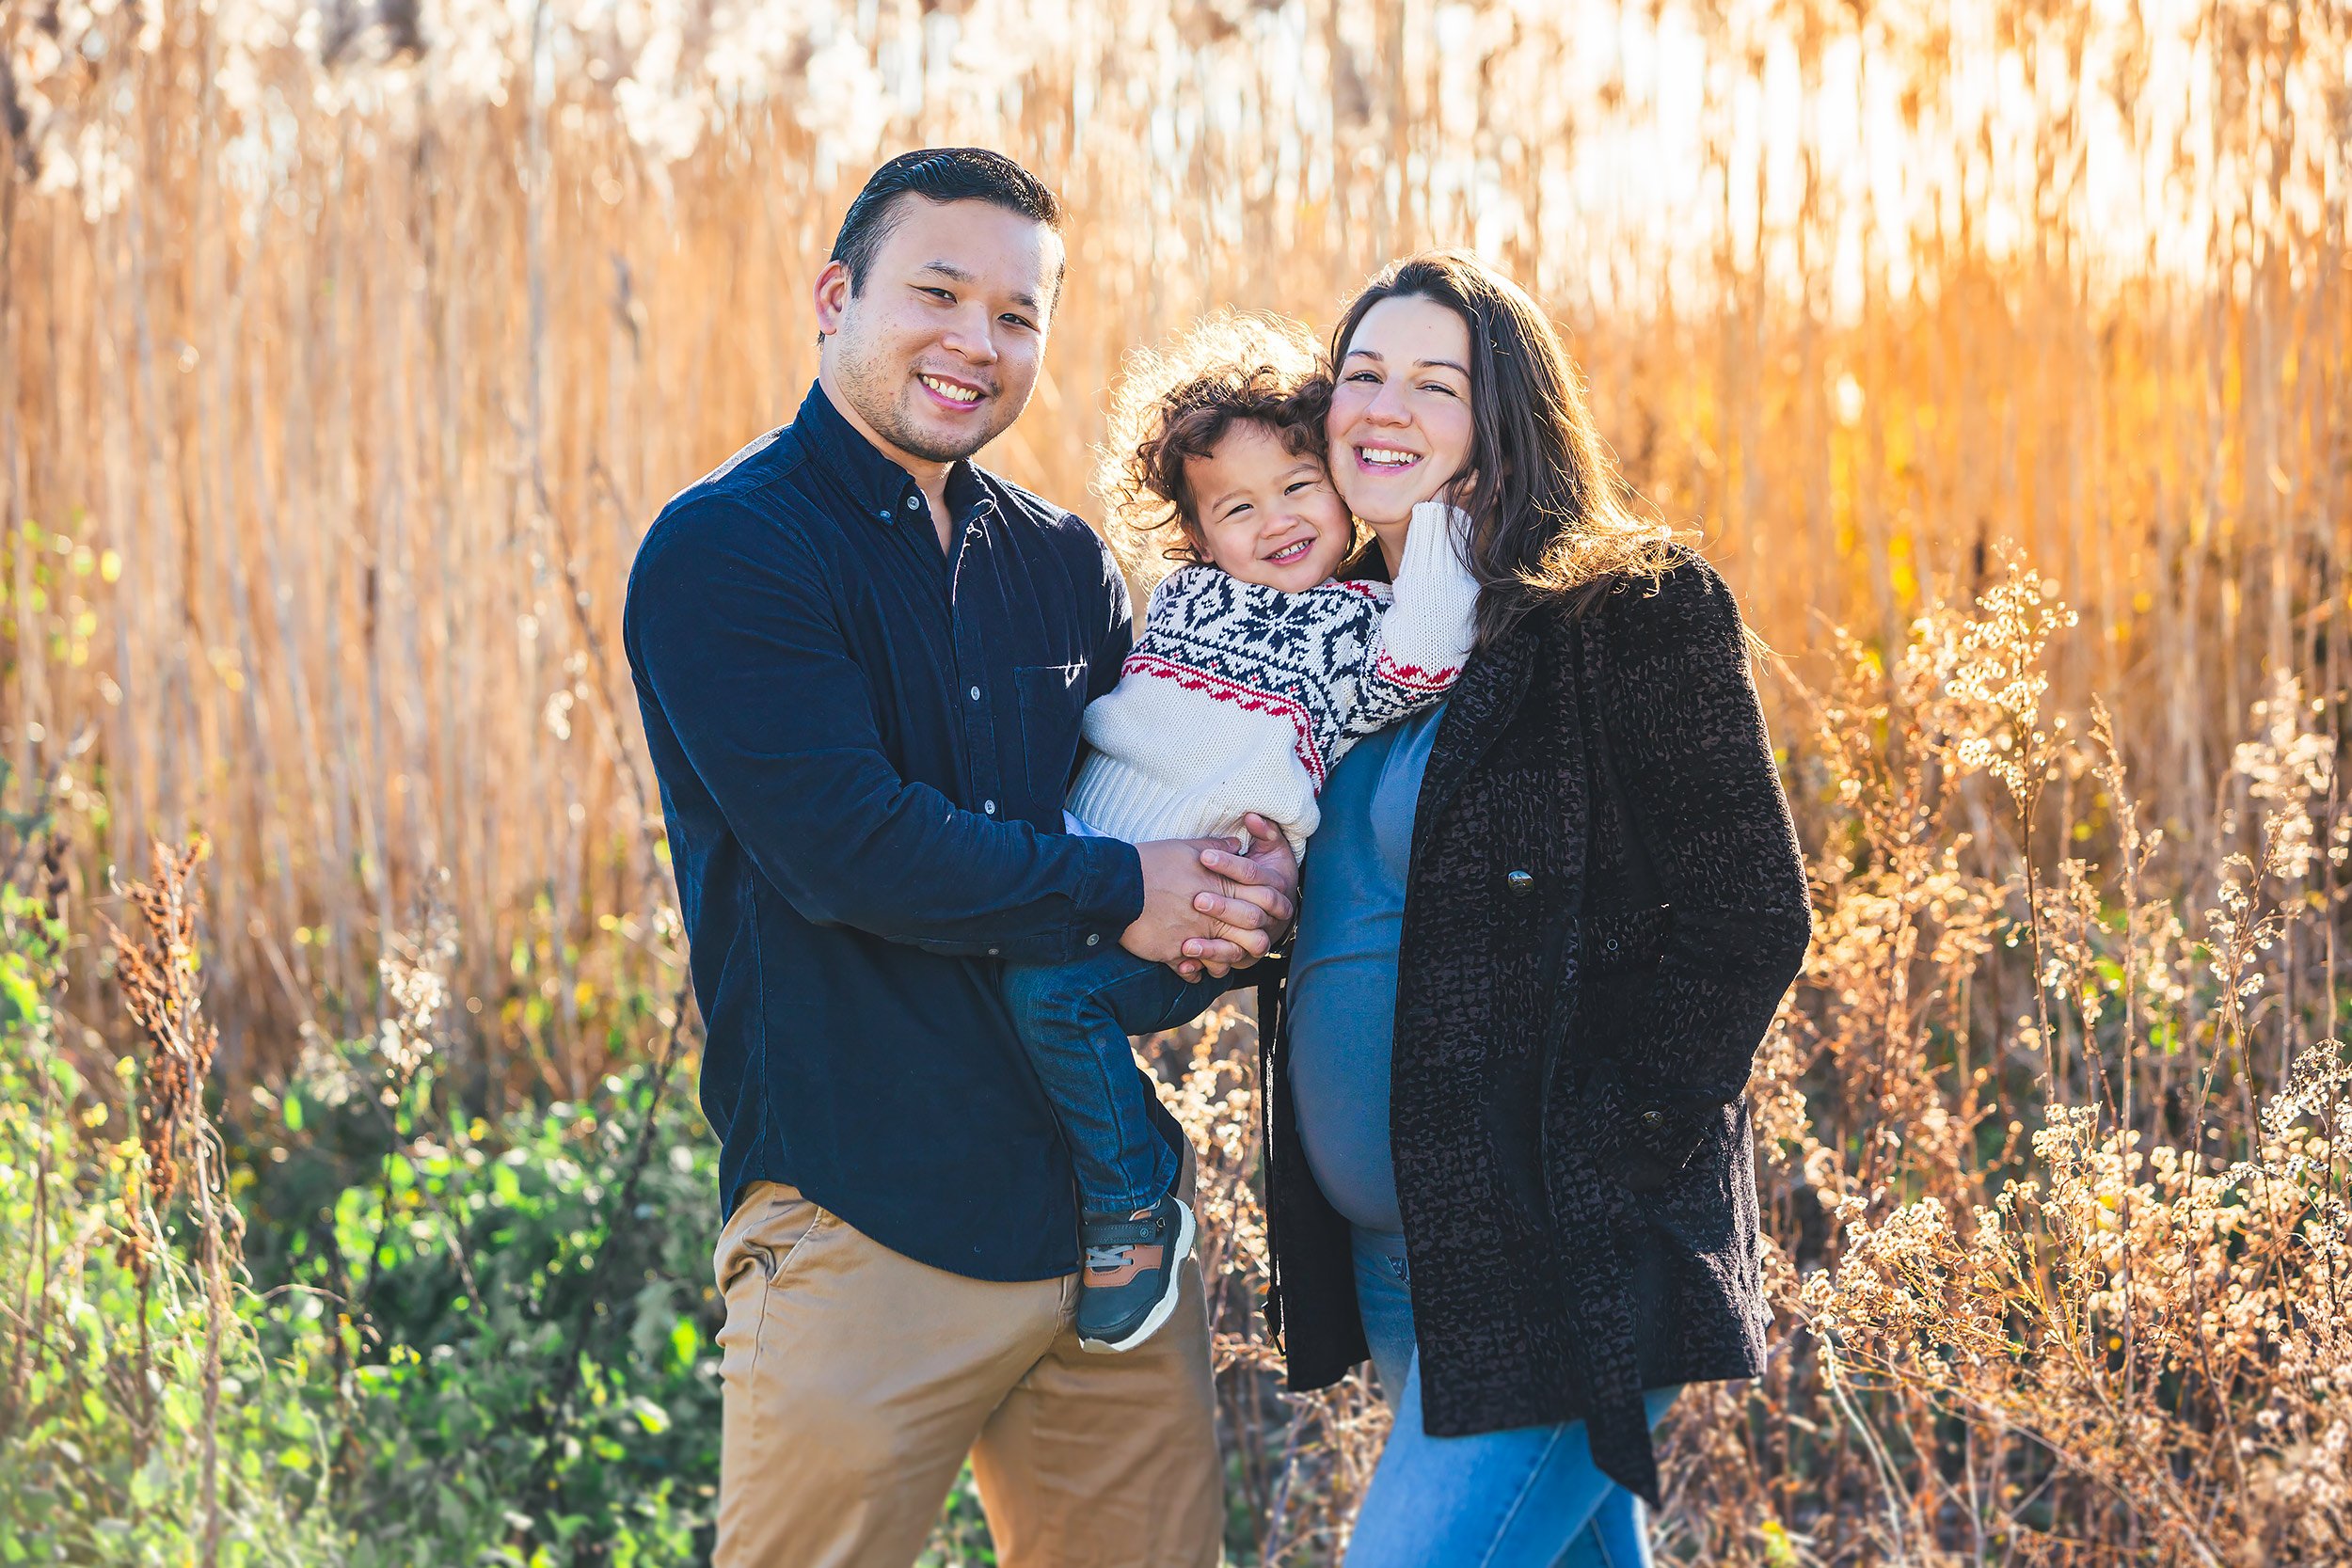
[939,306,1001,364]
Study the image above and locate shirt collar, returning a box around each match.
[793,380,994,529]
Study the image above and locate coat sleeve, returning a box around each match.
[1581,554,1813,1189]
[624,497,1144,961]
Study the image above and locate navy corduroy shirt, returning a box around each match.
[624,382,1160,1280]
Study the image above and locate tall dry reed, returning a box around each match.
[3,0,2346,1081]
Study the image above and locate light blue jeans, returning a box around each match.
[1346,1228,1678,1568]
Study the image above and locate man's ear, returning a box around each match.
[813,258,854,339]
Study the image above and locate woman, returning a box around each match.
[1263,252,1813,1565]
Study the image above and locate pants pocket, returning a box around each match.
[713,1184,830,1390]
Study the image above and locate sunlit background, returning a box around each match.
[3,0,2342,1049]
[7,4,2352,1564]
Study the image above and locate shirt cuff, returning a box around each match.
[1069,833,1145,954]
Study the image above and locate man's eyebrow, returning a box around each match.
[917,261,1041,314]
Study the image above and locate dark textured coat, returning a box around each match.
[1260,547,1813,1506]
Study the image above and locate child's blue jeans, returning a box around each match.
[1001,948,1232,1215]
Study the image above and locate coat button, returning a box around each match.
[1640,1108,1665,1128]
[1505,869,1534,896]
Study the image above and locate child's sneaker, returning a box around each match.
[1076,1194,1196,1353]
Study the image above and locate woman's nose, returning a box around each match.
[1362,382,1413,425]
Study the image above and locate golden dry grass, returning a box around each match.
[4,0,2345,1083]
[3,5,2351,1559]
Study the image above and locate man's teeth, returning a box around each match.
[922,375,981,404]
[1359,447,1419,467]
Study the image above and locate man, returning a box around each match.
[623,148,1295,1567]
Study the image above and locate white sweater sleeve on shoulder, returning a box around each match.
[1340,499,1481,739]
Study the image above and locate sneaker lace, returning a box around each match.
[1084,1244,1131,1273]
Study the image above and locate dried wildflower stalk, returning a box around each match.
[102,835,243,1568]
[1772,562,2352,1565]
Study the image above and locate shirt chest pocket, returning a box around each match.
[1015,662,1091,811]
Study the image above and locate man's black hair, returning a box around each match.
[829,148,1067,300]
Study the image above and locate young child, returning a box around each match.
[1004,320,1481,1353]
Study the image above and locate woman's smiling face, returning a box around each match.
[1326,294,1477,527]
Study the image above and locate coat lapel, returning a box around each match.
[1409,624,1538,867]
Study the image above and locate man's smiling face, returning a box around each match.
[815,196,1060,470]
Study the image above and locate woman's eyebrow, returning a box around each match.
[1343,348,1468,374]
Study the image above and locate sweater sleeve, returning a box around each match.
[1337,500,1481,741]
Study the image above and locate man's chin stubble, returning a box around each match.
[875,400,1008,467]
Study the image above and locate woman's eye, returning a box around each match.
[1421,382,1457,397]
[1346,370,1381,383]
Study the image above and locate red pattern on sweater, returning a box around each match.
[1120,652,1329,787]
[1374,649,1463,691]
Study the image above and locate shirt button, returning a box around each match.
[988,947,1000,958]
[983,800,996,815]
[905,494,921,511]
[1086,933,1100,947]
[969,686,981,702]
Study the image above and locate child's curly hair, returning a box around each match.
[1093,311,1338,587]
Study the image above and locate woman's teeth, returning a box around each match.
[1357,446,1420,468]
[922,374,981,404]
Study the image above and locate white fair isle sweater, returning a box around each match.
[1067,500,1480,857]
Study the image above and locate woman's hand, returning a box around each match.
[1179,814,1298,978]
[1122,815,1297,978]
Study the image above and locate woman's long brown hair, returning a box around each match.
[1327,250,1683,645]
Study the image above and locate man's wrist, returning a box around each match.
[1073,834,1146,955]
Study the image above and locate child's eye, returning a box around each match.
[1284,480,1315,495]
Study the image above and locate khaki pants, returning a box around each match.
[711,1176,1223,1568]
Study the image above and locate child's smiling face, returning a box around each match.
[1181,421,1352,593]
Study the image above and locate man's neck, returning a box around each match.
[818,367,956,549]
